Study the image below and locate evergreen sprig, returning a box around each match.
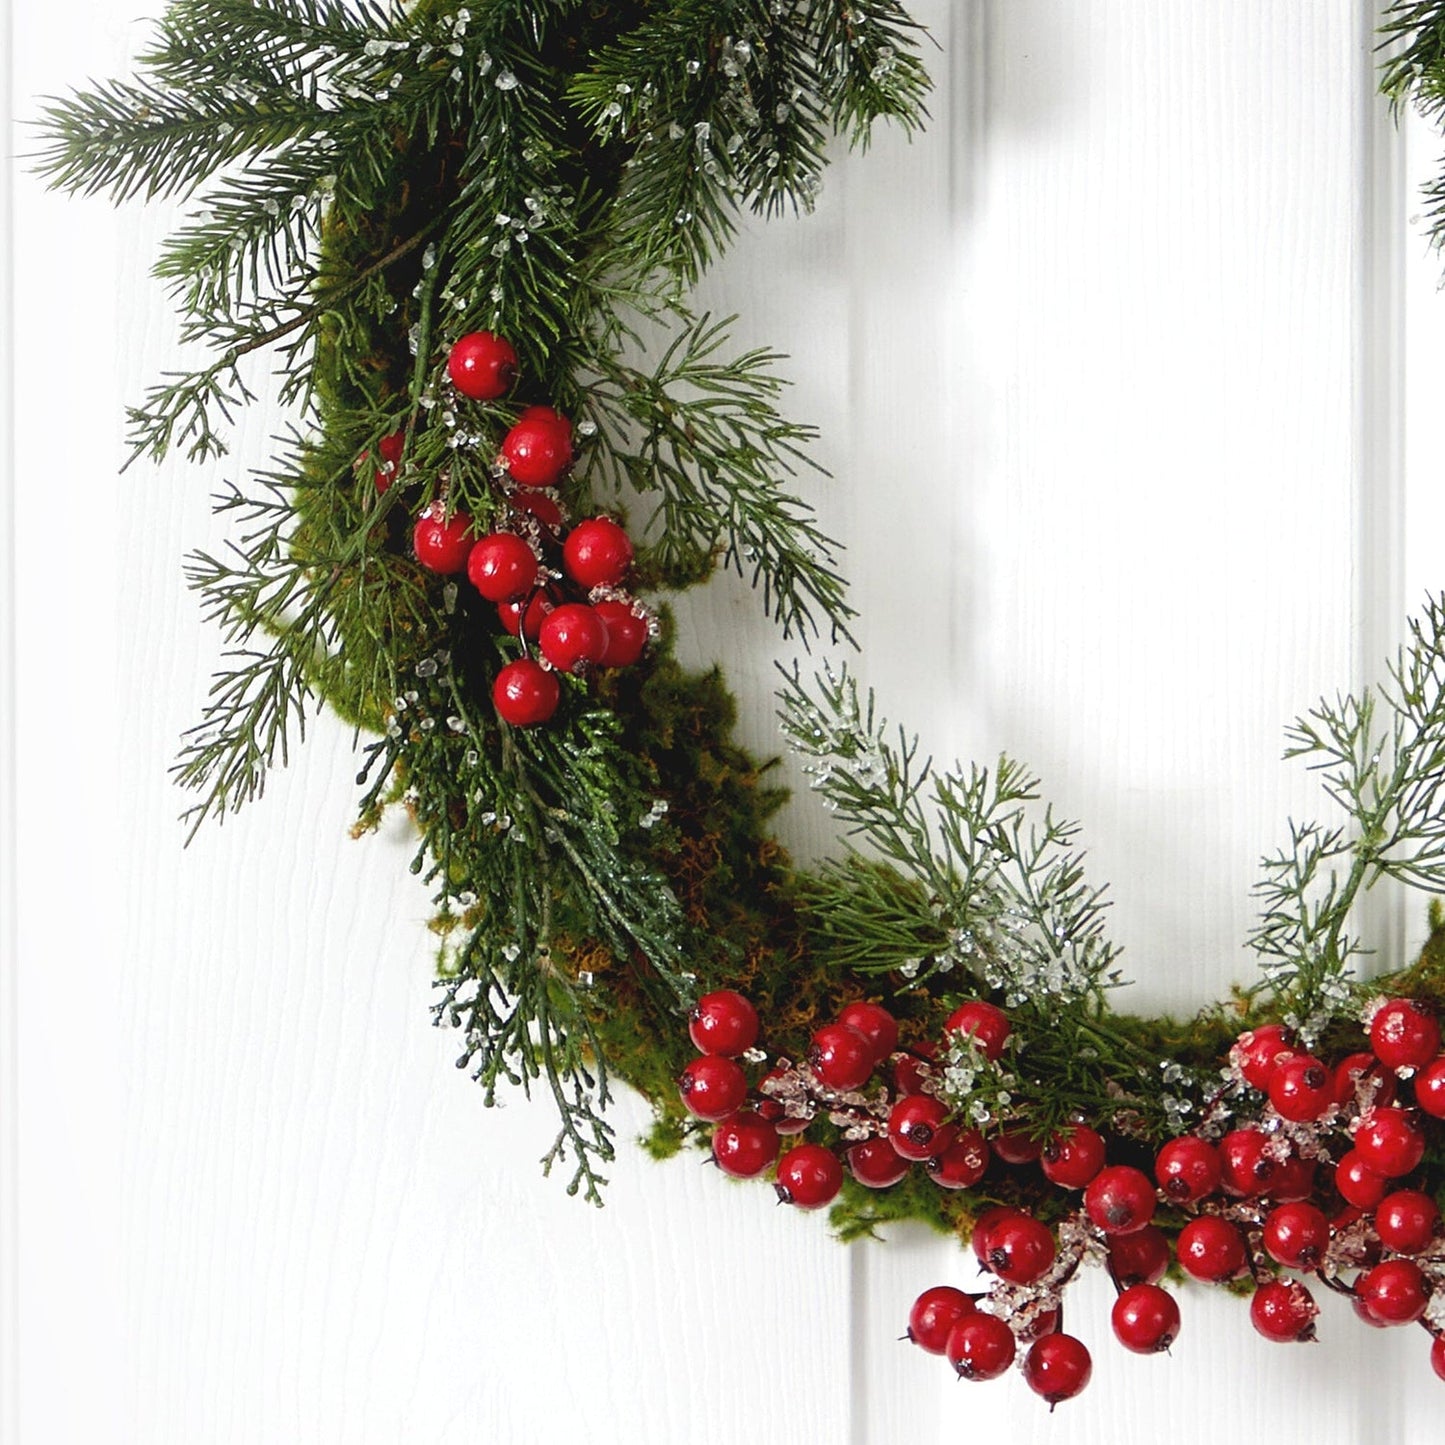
[1381,0,1445,255]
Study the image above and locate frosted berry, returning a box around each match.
[511,487,563,532]
[943,1000,1010,1060]
[755,1068,811,1135]
[1232,1023,1297,1090]
[1352,1107,1427,1178]
[538,603,609,675]
[836,1001,900,1063]
[1111,1284,1181,1355]
[677,1055,747,1122]
[1335,1149,1389,1209]
[1250,1279,1318,1343]
[1084,1164,1157,1235]
[985,1212,1055,1286]
[1040,1125,1106,1189]
[1155,1135,1222,1204]
[413,505,474,574]
[467,531,538,602]
[1219,1127,1277,1197]
[907,1285,975,1354]
[847,1137,911,1189]
[501,406,573,487]
[892,1054,932,1096]
[688,990,759,1057]
[1269,1054,1334,1122]
[592,599,649,667]
[775,1144,844,1209]
[1357,1259,1430,1325]
[927,1131,990,1190]
[492,659,560,727]
[1177,1216,1247,1282]
[1370,998,1441,1072]
[710,1110,779,1178]
[1332,1051,1396,1109]
[371,428,405,492]
[1414,1057,1445,1118]
[888,1094,956,1162]
[1023,1333,1092,1407]
[1108,1226,1170,1288]
[1374,1189,1440,1254]
[808,1023,875,1091]
[447,330,517,400]
[562,516,633,589]
[498,590,554,641]
[1262,1201,1331,1269]
[946,1312,1016,1382]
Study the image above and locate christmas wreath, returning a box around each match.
[35,0,1445,1408]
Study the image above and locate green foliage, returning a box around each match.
[1382,1,1445,257]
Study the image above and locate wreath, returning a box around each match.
[36,0,1445,1408]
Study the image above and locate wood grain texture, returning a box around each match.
[8,2,1444,1442]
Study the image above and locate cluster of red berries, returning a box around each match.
[365,331,652,728]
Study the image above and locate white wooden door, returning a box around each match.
[7,3,1445,1442]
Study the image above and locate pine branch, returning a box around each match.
[1380,1,1445,255]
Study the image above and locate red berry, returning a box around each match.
[985,1212,1055,1285]
[946,1312,1016,1382]
[943,1000,1010,1060]
[927,1131,990,1190]
[592,599,649,667]
[1219,1127,1278,1198]
[562,516,633,589]
[510,487,563,533]
[755,1069,811,1136]
[1232,1023,1297,1090]
[710,1110,779,1178]
[498,590,555,641]
[538,603,609,675]
[447,330,518,400]
[836,1002,900,1064]
[1335,1149,1389,1208]
[970,1206,1018,1269]
[1415,1057,1445,1118]
[1111,1284,1181,1354]
[1155,1135,1222,1204]
[413,504,474,573]
[1040,1125,1106,1189]
[467,531,538,602]
[992,1128,1042,1165]
[677,1055,747,1122]
[1356,1258,1430,1325]
[501,406,573,487]
[370,428,406,491]
[1266,1152,1317,1203]
[1375,1189,1440,1254]
[1250,1279,1318,1342]
[847,1137,910,1189]
[892,1054,932,1096]
[1269,1054,1334,1122]
[907,1285,975,1354]
[1108,1225,1171,1288]
[1332,1051,1397,1109]
[808,1023,875,1091]
[1352,1107,1427,1178]
[775,1143,844,1209]
[1370,999,1442,1072]
[887,1094,955,1162]
[1262,1201,1331,1269]
[1432,1335,1445,1381]
[688,990,759,1057]
[492,658,560,726]
[1177,1216,1247,1282]
[1020,1308,1060,1342]
[1084,1164,1157,1235]
[1023,1333,1092,1407]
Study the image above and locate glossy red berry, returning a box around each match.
[1415,1057,1445,1118]
[1370,998,1442,1072]
[510,487,563,533]
[492,658,560,726]
[677,1055,747,1122]
[892,1054,932,1096]
[688,990,759,1057]
[371,428,406,491]
[775,1144,844,1209]
[710,1110,779,1178]
[447,330,518,400]
[1332,1051,1396,1109]
[1232,1023,1297,1090]
[1352,1107,1427,1178]
[1335,1149,1389,1208]
[538,603,608,675]
[1111,1284,1181,1354]
[887,1094,956,1162]
[1040,1125,1106,1189]
[467,531,538,602]
[991,1128,1042,1165]
[1431,1335,1445,1382]
[1177,1216,1247,1282]
[591,599,649,667]
[1269,1054,1334,1122]
[1219,1127,1278,1197]
[1108,1226,1170,1288]
[907,1286,975,1354]
[847,1137,911,1189]
[1356,1258,1430,1325]
[1266,1152,1317,1203]
[413,504,474,573]
[836,1002,900,1064]
[498,590,554,641]
[985,1212,1055,1285]
[970,1206,1018,1269]
[946,1312,1016,1382]
[1262,1201,1331,1269]
[1023,1333,1092,1407]
[501,406,573,487]
[808,1023,875,1091]
[943,1000,1010,1060]
[927,1131,990,1190]
[1084,1164,1157,1235]
[1155,1135,1222,1204]
[562,516,633,589]
[1250,1279,1318,1342]
[1375,1189,1440,1254]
